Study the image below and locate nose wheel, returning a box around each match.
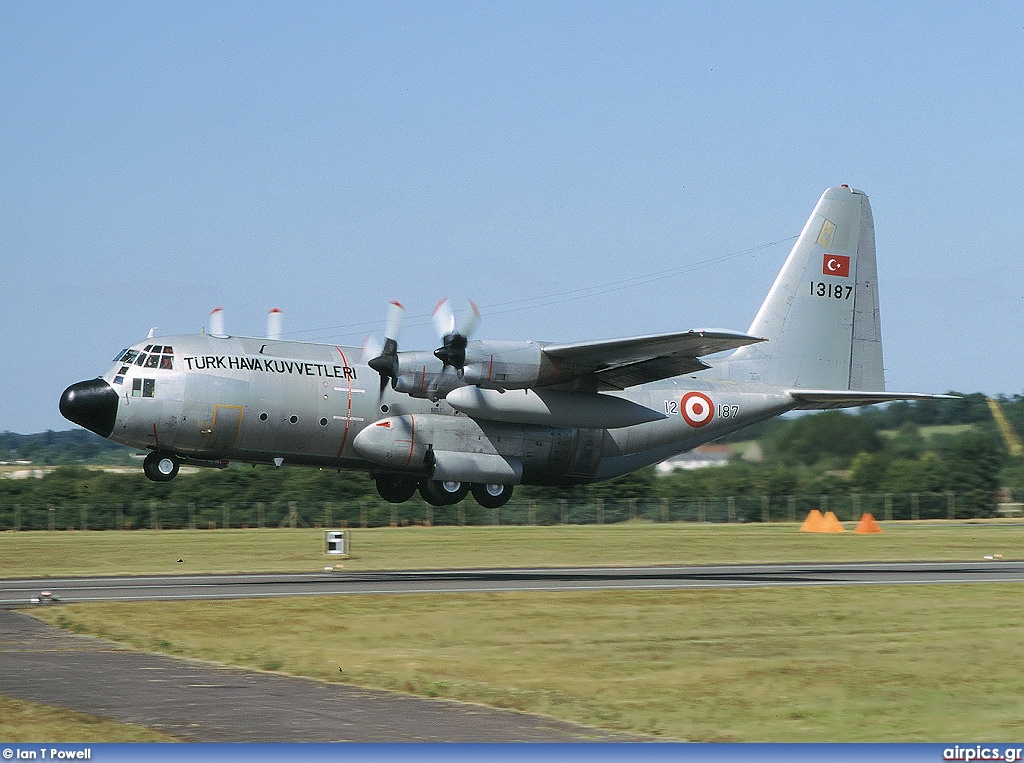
[143,451,180,482]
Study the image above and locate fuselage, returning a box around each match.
[61,332,798,486]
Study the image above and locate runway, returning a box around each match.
[3,560,1024,607]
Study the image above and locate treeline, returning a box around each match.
[0,430,131,465]
[1,393,1020,526]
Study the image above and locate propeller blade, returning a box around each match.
[360,334,383,364]
[385,300,404,342]
[432,297,455,338]
[267,308,283,340]
[458,299,481,338]
[432,299,480,372]
[367,300,405,401]
[209,307,225,336]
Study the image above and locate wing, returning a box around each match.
[542,329,764,391]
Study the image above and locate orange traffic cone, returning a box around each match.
[822,511,846,533]
[855,513,883,534]
[800,509,825,532]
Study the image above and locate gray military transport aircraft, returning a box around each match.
[60,186,945,509]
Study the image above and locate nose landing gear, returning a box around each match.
[143,451,180,482]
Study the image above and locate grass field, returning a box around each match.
[0,696,175,742]
[6,521,1024,741]
[3,520,1024,578]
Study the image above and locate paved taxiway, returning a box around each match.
[3,561,1024,607]
[3,562,1021,741]
[0,610,633,742]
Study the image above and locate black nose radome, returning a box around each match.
[59,379,119,438]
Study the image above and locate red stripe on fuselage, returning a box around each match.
[334,347,353,460]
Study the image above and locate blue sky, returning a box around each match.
[3,2,1022,433]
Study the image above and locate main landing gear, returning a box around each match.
[374,475,514,508]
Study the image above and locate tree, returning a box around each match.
[768,412,881,467]
[938,430,1003,516]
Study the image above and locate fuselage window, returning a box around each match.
[132,378,156,398]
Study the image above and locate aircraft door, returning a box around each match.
[206,404,244,450]
[184,377,250,457]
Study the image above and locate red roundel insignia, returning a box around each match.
[681,392,715,427]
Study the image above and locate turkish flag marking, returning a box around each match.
[822,254,851,277]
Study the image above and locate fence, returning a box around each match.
[0,491,988,531]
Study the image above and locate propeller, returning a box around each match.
[432,298,480,374]
[366,300,405,400]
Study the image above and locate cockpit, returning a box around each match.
[111,344,175,390]
[115,345,175,370]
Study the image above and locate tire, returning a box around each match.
[375,475,419,504]
[143,451,180,482]
[471,482,514,509]
[420,479,470,506]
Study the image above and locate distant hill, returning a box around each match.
[0,430,134,465]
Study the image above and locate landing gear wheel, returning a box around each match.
[471,482,514,509]
[375,475,419,504]
[143,451,180,482]
[420,479,470,506]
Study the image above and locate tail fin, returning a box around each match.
[723,185,884,390]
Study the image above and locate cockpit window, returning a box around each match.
[125,346,173,370]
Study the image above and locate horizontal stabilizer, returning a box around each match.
[789,389,958,410]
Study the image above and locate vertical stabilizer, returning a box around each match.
[723,185,884,390]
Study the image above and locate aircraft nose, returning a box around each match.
[59,379,119,438]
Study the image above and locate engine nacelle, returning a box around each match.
[459,340,553,389]
[352,414,523,484]
[387,350,458,400]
